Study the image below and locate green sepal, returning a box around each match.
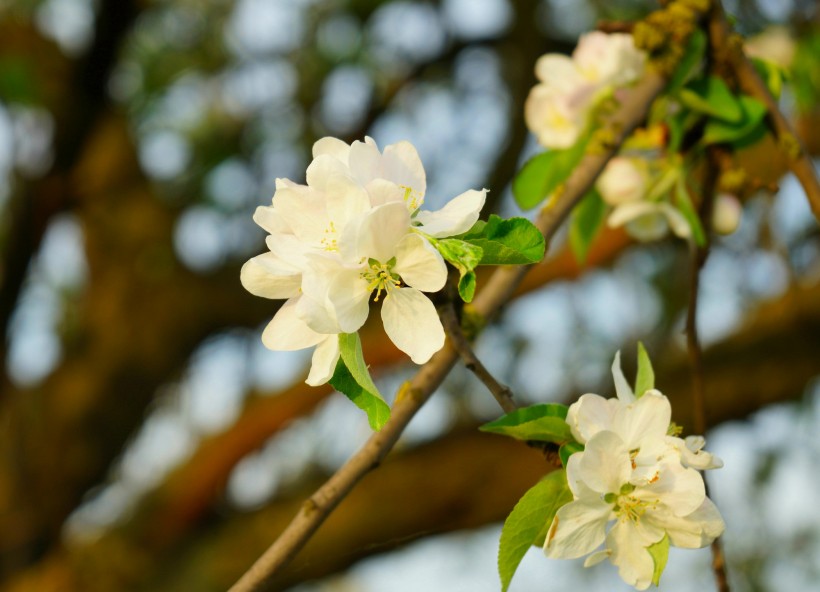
[558,442,584,468]
[648,533,670,586]
[634,342,655,398]
[329,333,390,431]
[568,189,607,265]
[460,215,545,265]
[480,403,572,444]
[498,470,573,592]
[512,136,589,210]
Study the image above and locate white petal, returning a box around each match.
[295,290,342,335]
[262,298,325,351]
[612,391,672,451]
[326,268,372,333]
[306,335,341,386]
[324,173,372,230]
[273,184,328,244]
[312,136,351,164]
[583,549,610,567]
[654,498,725,549]
[348,201,410,263]
[383,140,426,202]
[657,202,693,239]
[253,205,289,234]
[534,54,584,91]
[381,287,444,364]
[348,137,383,186]
[566,393,618,444]
[638,461,706,517]
[606,520,656,591]
[544,498,611,559]
[306,154,349,192]
[366,179,406,207]
[393,234,447,293]
[611,351,635,403]
[579,431,631,494]
[414,189,487,238]
[240,253,301,299]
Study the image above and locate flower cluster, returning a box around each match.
[544,353,725,590]
[525,32,647,149]
[241,137,486,384]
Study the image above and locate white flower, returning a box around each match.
[596,157,648,206]
[525,32,646,149]
[712,193,742,235]
[241,136,487,379]
[544,431,725,590]
[608,201,692,242]
[573,32,647,87]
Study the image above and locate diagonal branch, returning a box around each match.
[228,70,668,592]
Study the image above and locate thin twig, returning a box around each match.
[440,303,517,414]
[685,147,731,592]
[228,72,668,592]
[709,1,820,222]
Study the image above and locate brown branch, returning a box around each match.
[441,302,517,414]
[709,1,820,222]
[228,70,668,592]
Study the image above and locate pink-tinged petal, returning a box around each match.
[566,393,618,444]
[240,253,300,299]
[606,520,656,591]
[393,234,447,293]
[611,350,635,402]
[306,154,349,192]
[579,431,631,494]
[637,461,705,517]
[414,189,487,238]
[612,391,671,450]
[381,287,444,364]
[650,498,725,549]
[544,498,611,559]
[312,136,351,164]
[262,298,325,351]
[350,201,410,263]
[306,335,341,386]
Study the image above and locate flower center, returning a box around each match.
[401,185,422,212]
[361,258,401,302]
[320,221,338,252]
[605,484,653,524]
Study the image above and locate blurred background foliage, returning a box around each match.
[0,0,818,591]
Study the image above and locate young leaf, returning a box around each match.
[679,76,743,123]
[431,238,483,303]
[674,177,706,246]
[568,189,607,265]
[480,403,573,444]
[559,442,584,468]
[330,333,390,430]
[498,470,573,592]
[702,95,768,147]
[666,29,707,94]
[460,215,545,265]
[512,137,588,210]
[647,534,670,586]
[634,342,655,398]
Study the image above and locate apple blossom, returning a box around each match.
[596,157,649,206]
[712,193,742,235]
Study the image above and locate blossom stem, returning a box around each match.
[229,71,669,592]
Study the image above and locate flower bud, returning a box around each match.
[596,157,647,205]
[712,193,742,235]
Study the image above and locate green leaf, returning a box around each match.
[498,470,573,592]
[461,215,545,265]
[330,333,390,431]
[634,342,655,398]
[674,177,706,246]
[431,238,484,303]
[458,270,476,303]
[702,95,768,147]
[750,57,784,99]
[679,76,743,123]
[480,403,572,444]
[568,189,607,264]
[667,30,707,94]
[559,442,584,468]
[648,534,670,586]
[512,138,588,210]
